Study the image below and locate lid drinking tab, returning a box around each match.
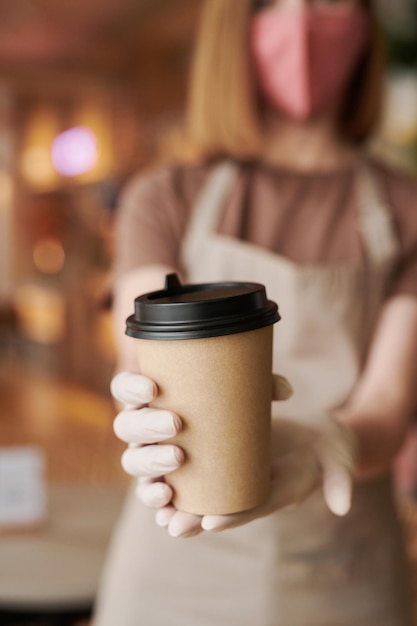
[164,273,182,291]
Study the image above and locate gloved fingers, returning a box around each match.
[321,462,352,518]
[121,444,184,478]
[155,506,203,538]
[314,422,357,517]
[315,436,354,517]
[272,374,293,402]
[166,510,203,538]
[155,505,176,528]
[202,448,319,533]
[111,371,158,407]
[136,477,173,509]
[114,407,182,445]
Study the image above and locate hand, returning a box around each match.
[201,419,321,532]
[309,412,358,517]
[111,372,188,525]
[111,372,357,538]
[201,414,357,533]
[112,370,294,537]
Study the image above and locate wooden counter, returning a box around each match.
[0,361,128,487]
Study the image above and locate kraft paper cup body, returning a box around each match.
[135,325,273,516]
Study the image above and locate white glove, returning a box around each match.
[202,414,357,532]
[112,372,357,537]
[309,412,358,518]
[112,371,201,537]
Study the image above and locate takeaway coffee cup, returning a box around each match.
[126,274,281,516]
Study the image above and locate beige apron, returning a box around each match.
[94,160,413,626]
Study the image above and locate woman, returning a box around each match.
[94,0,417,624]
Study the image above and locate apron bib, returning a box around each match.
[94,161,413,626]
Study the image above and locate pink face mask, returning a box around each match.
[251,7,371,121]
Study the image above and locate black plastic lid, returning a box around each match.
[126,274,280,341]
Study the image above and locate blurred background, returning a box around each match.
[0,0,203,393]
[0,0,415,624]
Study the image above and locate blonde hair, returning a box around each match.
[172,0,384,162]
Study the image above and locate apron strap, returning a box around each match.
[356,160,401,265]
[181,160,239,274]
[181,157,401,274]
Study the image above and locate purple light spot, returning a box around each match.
[51,126,98,177]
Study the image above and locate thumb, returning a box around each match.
[272,374,293,401]
[314,420,357,517]
[321,454,352,517]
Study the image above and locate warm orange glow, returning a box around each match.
[72,104,113,182]
[21,107,60,190]
[21,145,57,187]
[93,310,116,363]
[13,284,66,344]
[20,103,116,189]
[33,238,65,274]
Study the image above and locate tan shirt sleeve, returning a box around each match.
[113,164,207,280]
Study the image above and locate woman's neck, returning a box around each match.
[262,113,358,173]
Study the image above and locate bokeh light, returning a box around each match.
[51,126,98,177]
[383,73,417,146]
[13,284,66,344]
[20,107,60,189]
[33,238,65,274]
[72,106,113,182]
[21,145,57,188]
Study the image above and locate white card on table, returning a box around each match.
[0,446,47,528]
